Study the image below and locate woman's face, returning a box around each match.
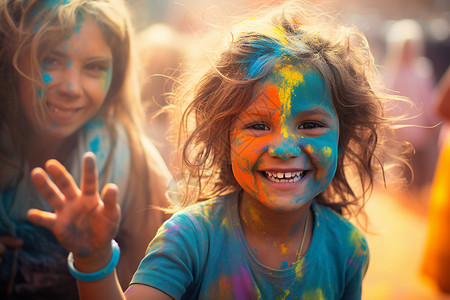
[18,16,113,139]
[230,65,339,212]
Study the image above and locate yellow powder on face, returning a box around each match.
[322,146,332,158]
[274,65,304,139]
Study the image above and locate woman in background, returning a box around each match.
[0,0,172,298]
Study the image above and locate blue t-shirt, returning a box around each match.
[131,192,369,299]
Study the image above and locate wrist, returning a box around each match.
[67,240,120,282]
[71,244,114,272]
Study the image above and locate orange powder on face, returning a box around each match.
[305,145,314,154]
[267,85,279,104]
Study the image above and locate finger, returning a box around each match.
[45,159,79,201]
[27,208,57,230]
[31,168,65,210]
[81,152,98,196]
[101,183,120,218]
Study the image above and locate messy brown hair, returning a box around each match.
[171,0,411,219]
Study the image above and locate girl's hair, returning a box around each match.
[172,0,411,218]
[0,0,154,198]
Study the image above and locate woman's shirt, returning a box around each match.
[131,191,369,300]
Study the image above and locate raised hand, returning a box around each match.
[27,152,121,258]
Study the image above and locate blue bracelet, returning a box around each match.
[67,240,120,282]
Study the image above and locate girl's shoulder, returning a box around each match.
[166,192,239,230]
[312,201,368,249]
[313,201,359,228]
[177,192,237,216]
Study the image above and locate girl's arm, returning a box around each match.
[115,140,173,290]
[26,152,171,300]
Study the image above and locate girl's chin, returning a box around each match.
[253,195,311,213]
[42,124,80,139]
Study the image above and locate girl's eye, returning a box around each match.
[247,123,269,131]
[42,56,60,69]
[85,63,109,73]
[299,122,324,130]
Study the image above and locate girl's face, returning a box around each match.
[18,16,113,139]
[230,65,339,212]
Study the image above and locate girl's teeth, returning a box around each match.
[264,171,305,182]
[47,103,77,115]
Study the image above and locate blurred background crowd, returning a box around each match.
[126,0,449,299]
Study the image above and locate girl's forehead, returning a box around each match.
[260,64,327,92]
[250,64,335,114]
[53,16,111,56]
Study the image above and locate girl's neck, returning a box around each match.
[25,131,77,169]
[238,191,313,269]
[238,191,312,239]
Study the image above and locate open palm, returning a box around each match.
[27,152,121,257]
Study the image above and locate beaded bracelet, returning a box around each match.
[67,240,120,282]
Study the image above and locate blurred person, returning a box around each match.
[422,66,450,295]
[0,0,172,298]
[382,19,439,194]
[137,24,191,173]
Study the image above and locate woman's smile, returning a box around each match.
[45,101,85,122]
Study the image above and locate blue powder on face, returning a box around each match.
[281,261,289,269]
[43,73,53,83]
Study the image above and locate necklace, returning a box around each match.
[296,209,311,260]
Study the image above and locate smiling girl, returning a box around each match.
[26,1,409,299]
[0,0,171,298]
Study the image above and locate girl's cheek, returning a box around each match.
[43,72,54,85]
[304,141,338,179]
[230,132,258,157]
[101,68,112,93]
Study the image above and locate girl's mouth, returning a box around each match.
[262,171,306,183]
[46,102,82,116]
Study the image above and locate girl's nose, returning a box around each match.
[268,135,301,159]
[58,68,82,97]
